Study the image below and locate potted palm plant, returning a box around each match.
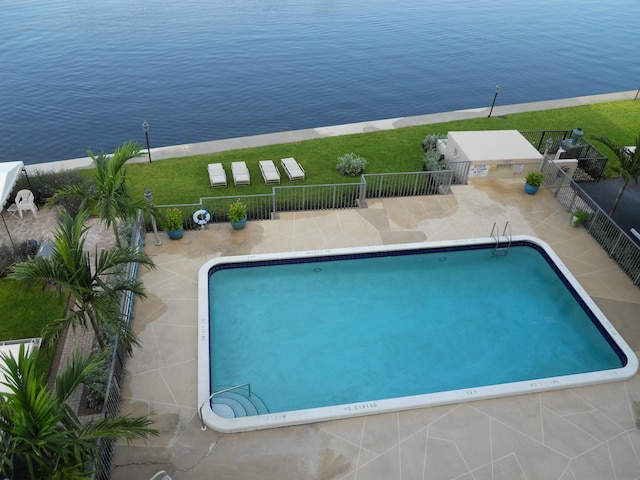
[228,199,248,230]
[163,208,184,239]
[524,171,544,195]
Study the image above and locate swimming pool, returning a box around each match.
[197,236,638,433]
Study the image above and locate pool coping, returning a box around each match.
[197,235,639,433]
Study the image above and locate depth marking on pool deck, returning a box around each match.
[343,402,379,412]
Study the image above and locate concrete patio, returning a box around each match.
[110,178,640,480]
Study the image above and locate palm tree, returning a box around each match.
[0,345,157,479]
[594,135,640,216]
[50,141,151,247]
[10,208,155,353]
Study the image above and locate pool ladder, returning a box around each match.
[491,221,512,256]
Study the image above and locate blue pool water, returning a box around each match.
[208,242,624,415]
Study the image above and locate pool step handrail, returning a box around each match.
[199,383,251,430]
[491,221,512,256]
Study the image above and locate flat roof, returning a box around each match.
[448,130,543,162]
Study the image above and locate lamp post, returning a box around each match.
[541,137,554,170]
[144,188,162,246]
[22,167,33,191]
[488,84,501,118]
[142,120,152,163]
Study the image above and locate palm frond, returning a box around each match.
[55,349,106,404]
[78,414,158,443]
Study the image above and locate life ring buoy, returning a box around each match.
[193,209,211,225]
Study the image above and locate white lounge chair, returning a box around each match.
[259,160,280,184]
[280,157,305,181]
[231,162,251,186]
[207,163,227,187]
[11,189,38,218]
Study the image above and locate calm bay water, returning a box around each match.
[1,0,639,165]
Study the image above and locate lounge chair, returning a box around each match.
[11,189,38,218]
[280,157,305,181]
[207,163,227,187]
[231,162,251,186]
[259,160,280,184]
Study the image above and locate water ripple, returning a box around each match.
[1,0,639,164]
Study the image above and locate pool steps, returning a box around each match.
[211,390,269,418]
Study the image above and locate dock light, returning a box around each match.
[142,120,152,163]
[488,84,501,118]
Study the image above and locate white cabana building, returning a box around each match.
[441,130,577,179]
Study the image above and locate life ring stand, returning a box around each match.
[193,209,211,229]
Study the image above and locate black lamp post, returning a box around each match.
[488,84,501,118]
[22,167,33,191]
[142,120,152,163]
[144,188,162,246]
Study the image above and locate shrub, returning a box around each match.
[84,349,109,410]
[117,218,136,247]
[423,149,445,172]
[336,153,368,177]
[12,169,90,206]
[227,200,248,222]
[525,171,544,187]
[162,208,184,231]
[0,240,41,278]
[422,133,446,152]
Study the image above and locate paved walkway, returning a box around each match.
[0,206,117,415]
[111,179,640,480]
[25,90,639,173]
[4,90,639,478]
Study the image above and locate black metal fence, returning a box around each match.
[541,157,640,286]
[92,211,147,480]
[520,130,609,182]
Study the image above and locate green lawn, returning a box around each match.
[0,279,68,378]
[124,100,640,206]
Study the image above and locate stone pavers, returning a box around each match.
[111,179,640,480]
[1,206,117,415]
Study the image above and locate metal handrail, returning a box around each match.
[491,221,511,255]
[198,383,251,430]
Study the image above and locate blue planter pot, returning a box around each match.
[524,183,540,195]
[167,228,184,240]
[231,215,247,230]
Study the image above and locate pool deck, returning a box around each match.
[112,178,640,480]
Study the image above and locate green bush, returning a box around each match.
[12,169,89,212]
[423,149,445,172]
[336,152,368,177]
[525,171,544,187]
[0,240,41,278]
[422,133,446,152]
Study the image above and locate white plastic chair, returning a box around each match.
[13,189,38,218]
